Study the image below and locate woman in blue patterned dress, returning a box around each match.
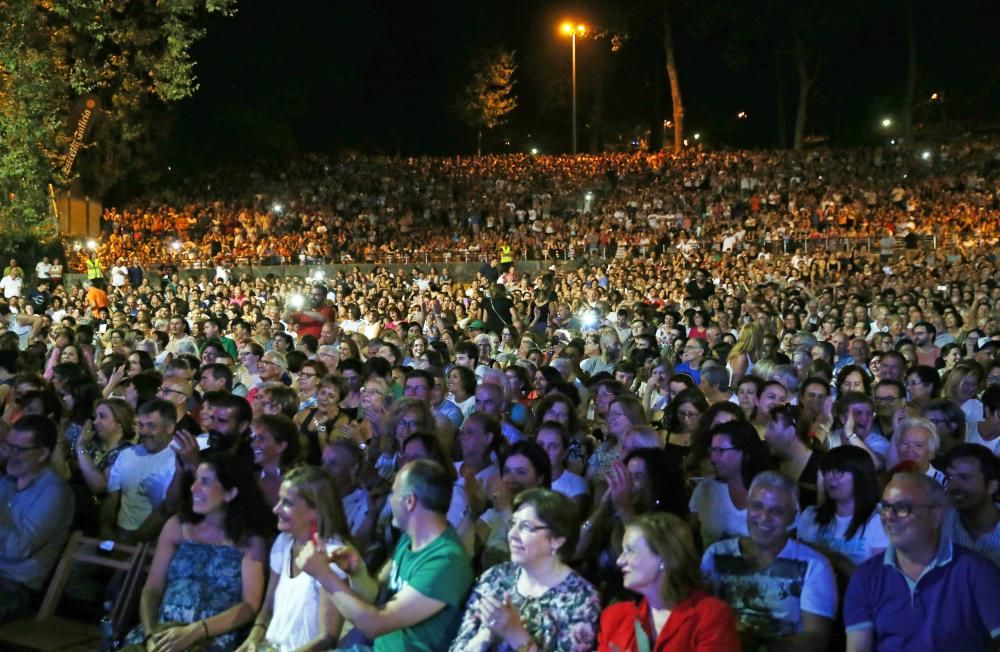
[128,451,273,651]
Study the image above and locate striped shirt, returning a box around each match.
[945,510,1000,569]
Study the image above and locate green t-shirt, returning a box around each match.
[375,527,473,652]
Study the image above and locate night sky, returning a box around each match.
[165,0,998,169]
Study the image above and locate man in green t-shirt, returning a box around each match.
[299,459,473,651]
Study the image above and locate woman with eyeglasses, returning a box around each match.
[293,359,326,412]
[764,404,824,507]
[587,394,646,488]
[662,387,709,472]
[797,446,888,575]
[451,489,600,652]
[599,512,739,652]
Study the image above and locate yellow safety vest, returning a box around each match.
[500,245,513,263]
[85,258,102,279]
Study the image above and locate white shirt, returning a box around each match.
[35,261,51,279]
[107,444,177,531]
[797,507,888,567]
[110,265,128,287]
[264,533,363,651]
[0,275,22,298]
[551,469,588,498]
[689,478,749,547]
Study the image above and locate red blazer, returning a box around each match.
[598,591,741,652]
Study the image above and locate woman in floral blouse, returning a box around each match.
[451,489,600,652]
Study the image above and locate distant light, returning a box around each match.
[930,92,939,101]
[693,133,701,140]
[585,192,594,201]
[737,111,748,120]
[167,166,172,172]
[881,118,893,128]
[890,139,896,145]
[921,150,931,160]
[530,148,539,155]
[272,203,283,214]
[289,294,305,309]
[86,239,97,250]
[504,140,511,146]
[560,21,587,35]
[683,139,690,146]
[311,270,325,282]
[171,241,181,251]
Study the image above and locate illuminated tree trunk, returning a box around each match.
[792,33,814,152]
[663,1,684,153]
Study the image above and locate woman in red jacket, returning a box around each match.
[598,513,740,652]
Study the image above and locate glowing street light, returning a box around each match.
[693,133,701,140]
[930,92,939,101]
[559,20,587,155]
[881,117,893,128]
[737,111,748,120]
[530,147,539,155]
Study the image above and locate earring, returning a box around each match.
[659,562,665,571]
[551,548,557,556]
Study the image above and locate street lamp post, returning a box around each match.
[560,21,586,155]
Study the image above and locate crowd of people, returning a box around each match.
[79,141,999,271]
[0,143,998,651]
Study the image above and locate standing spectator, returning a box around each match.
[0,267,23,299]
[34,256,51,281]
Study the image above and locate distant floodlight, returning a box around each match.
[530,148,539,155]
[921,150,931,160]
[881,118,893,128]
[171,241,181,251]
[86,239,97,250]
[272,203,283,214]
[693,133,701,140]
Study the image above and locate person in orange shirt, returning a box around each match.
[85,280,110,318]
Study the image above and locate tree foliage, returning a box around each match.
[458,49,518,154]
[0,0,236,235]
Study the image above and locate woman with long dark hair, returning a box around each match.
[128,452,272,651]
[797,445,887,575]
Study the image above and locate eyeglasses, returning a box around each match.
[823,468,848,479]
[873,394,902,404]
[360,387,386,398]
[298,372,318,379]
[677,410,701,420]
[158,388,189,398]
[708,446,738,456]
[509,520,551,535]
[1,441,44,455]
[877,501,935,519]
[397,418,421,429]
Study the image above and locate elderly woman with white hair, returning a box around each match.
[891,417,946,483]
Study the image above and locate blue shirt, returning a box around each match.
[845,539,1000,651]
[0,468,75,590]
[673,362,702,385]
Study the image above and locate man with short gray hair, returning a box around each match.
[845,472,1000,651]
[702,470,836,650]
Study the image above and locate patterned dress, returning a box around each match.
[449,562,600,652]
[126,540,246,651]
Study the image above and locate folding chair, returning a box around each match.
[0,532,151,652]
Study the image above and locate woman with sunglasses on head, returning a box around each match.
[797,446,888,576]
[451,489,600,652]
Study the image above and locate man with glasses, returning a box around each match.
[674,338,707,384]
[156,377,200,435]
[0,416,74,622]
[872,380,907,443]
[845,472,1000,651]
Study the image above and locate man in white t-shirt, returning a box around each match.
[34,257,51,280]
[109,260,129,288]
[702,471,836,650]
[0,268,23,299]
[100,399,178,543]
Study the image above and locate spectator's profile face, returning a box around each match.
[879,478,943,551]
[747,484,796,548]
[209,406,247,440]
[617,526,663,596]
[321,445,357,491]
[274,482,317,536]
[536,428,565,468]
